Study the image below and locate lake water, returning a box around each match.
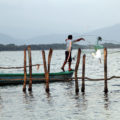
[0,49,120,120]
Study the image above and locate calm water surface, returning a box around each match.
[0,49,120,120]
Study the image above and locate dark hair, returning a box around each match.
[68,35,72,39]
[97,36,102,41]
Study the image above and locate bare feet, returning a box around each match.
[61,67,65,72]
[69,68,73,71]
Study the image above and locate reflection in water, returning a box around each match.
[28,91,34,98]
[46,92,51,98]
[80,93,88,110]
[0,95,3,112]
[22,91,34,105]
[65,81,74,89]
[45,92,54,106]
[104,93,109,110]
[62,81,88,111]
[103,93,112,120]
[0,49,120,120]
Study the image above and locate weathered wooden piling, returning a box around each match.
[23,49,27,92]
[104,48,108,93]
[75,48,81,93]
[28,46,32,91]
[42,50,49,92]
[81,54,86,92]
[48,48,53,73]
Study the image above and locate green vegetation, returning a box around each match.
[0,43,120,51]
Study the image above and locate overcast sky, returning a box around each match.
[0,0,120,39]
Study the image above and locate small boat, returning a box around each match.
[0,70,74,86]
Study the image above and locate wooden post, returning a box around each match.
[48,48,53,73]
[104,48,108,93]
[42,50,49,92]
[23,49,27,92]
[28,46,32,91]
[75,48,81,93]
[81,54,86,92]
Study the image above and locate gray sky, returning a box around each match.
[0,0,120,39]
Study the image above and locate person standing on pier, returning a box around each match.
[61,35,85,71]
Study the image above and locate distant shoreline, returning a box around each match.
[0,43,120,51]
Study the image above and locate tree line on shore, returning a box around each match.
[0,43,120,51]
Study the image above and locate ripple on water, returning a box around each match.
[0,49,120,120]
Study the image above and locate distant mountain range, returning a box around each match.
[0,33,23,45]
[85,24,120,44]
[0,43,120,51]
[0,24,120,45]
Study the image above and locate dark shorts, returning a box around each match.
[65,51,72,62]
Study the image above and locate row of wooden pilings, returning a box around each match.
[75,48,108,94]
[23,46,53,92]
[23,46,108,94]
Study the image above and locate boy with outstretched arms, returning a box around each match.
[61,35,85,71]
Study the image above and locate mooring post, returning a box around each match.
[28,46,32,91]
[42,50,49,92]
[75,48,81,93]
[23,49,27,92]
[48,48,53,73]
[81,54,86,92]
[104,48,108,93]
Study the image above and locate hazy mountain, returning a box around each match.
[0,24,120,45]
[27,34,67,45]
[0,33,24,45]
[28,24,120,45]
[0,33,15,44]
[0,33,68,45]
[84,24,120,44]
